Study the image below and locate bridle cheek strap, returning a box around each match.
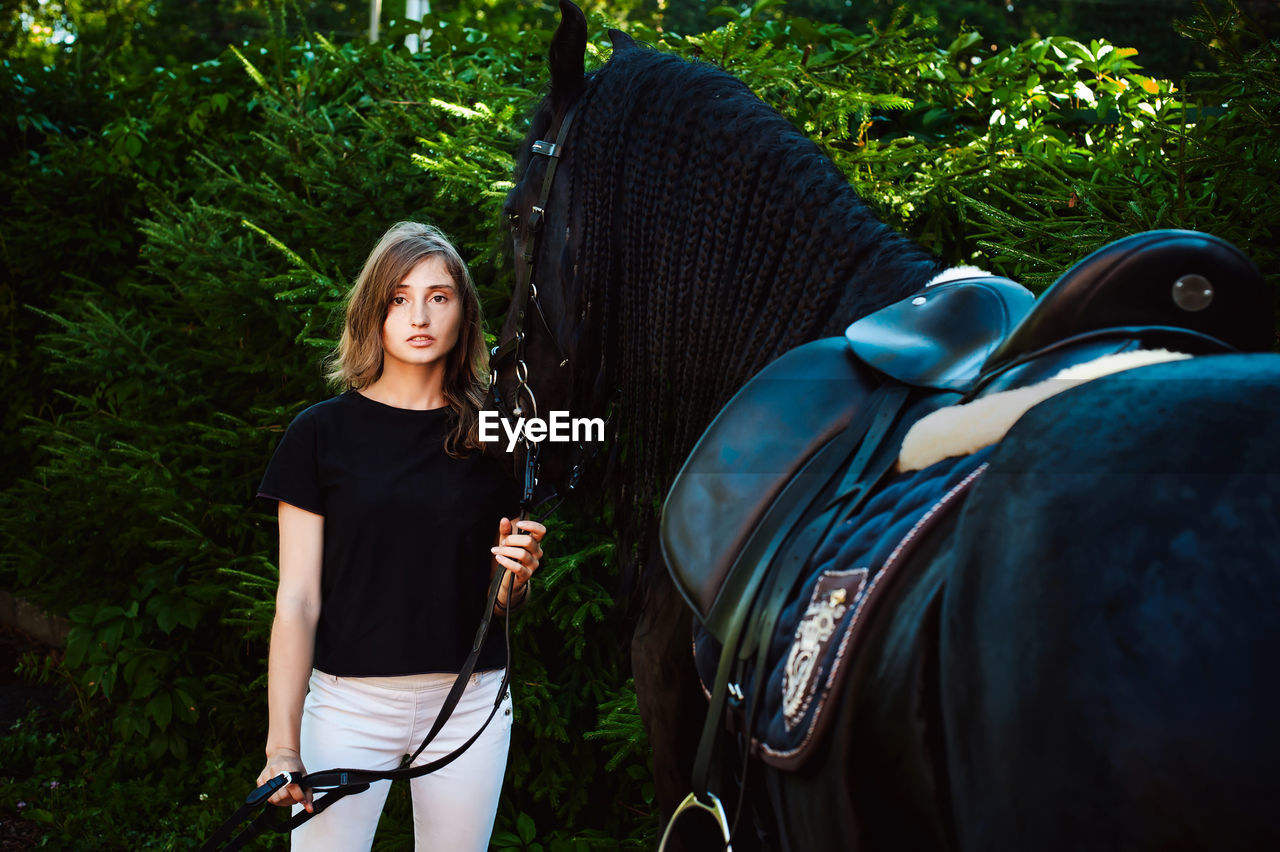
[493,100,581,368]
[525,101,580,260]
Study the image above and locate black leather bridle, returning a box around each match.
[488,97,600,515]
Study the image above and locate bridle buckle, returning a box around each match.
[528,205,546,233]
[531,139,560,158]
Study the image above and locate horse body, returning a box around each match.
[497,3,1280,848]
[756,352,1280,851]
[500,5,940,823]
[938,355,1280,850]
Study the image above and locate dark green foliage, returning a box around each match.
[652,0,1278,79]
[1,0,368,66]
[625,1,1278,298]
[1,0,1277,847]
[2,3,655,846]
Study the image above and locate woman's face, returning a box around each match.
[381,255,463,373]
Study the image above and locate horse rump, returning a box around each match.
[941,352,1280,851]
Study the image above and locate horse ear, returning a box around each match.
[549,0,587,111]
[608,28,637,54]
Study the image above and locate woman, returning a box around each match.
[254,221,545,850]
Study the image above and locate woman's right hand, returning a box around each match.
[258,747,313,811]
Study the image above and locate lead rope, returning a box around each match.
[201,453,538,852]
[198,565,516,852]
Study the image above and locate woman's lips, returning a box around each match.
[407,335,434,347]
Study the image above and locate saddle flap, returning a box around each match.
[660,338,879,623]
[844,276,1035,391]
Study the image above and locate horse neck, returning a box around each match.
[568,54,940,538]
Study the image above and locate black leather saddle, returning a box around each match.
[657,229,1271,840]
[662,229,1271,634]
[661,275,1031,635]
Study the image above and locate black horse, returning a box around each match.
[494,3,1280,849]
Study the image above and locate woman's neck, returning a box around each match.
[360,364,448,411]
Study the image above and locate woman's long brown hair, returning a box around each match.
[327,221,488,457]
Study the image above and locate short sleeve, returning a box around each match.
[257,410,324,515]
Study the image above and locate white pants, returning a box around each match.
[291,667,513,851]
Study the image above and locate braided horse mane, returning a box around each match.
[516,30,944,592]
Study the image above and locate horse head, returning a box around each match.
[494,0,943,534]
[491,1,635,511]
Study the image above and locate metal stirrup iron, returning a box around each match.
[659,791,733,851]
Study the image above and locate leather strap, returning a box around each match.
[199,568,515,852]
[690,411,866,788]
[700,382,890,641]
[669,384,914,849]
[490,101,581,367]
[823,384,911,512]
[739,385,913,665]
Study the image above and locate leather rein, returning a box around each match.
[198,104,587,852]
[199,568,515,851]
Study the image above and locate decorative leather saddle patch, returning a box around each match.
[781,568,868,731]
[756,457,989,769]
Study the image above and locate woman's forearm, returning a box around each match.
[266,501,325,758]
[265,601,319,756]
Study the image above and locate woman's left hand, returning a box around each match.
[491,517,546,587]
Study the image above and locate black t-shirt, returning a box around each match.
[257,390,519,676]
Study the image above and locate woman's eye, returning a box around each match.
[391,296,407,305]
[432,294,448,303]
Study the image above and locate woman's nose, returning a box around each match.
[411,300,430,326]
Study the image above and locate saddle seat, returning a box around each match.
[849,228,1272,397]
[660,229,1271,774]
